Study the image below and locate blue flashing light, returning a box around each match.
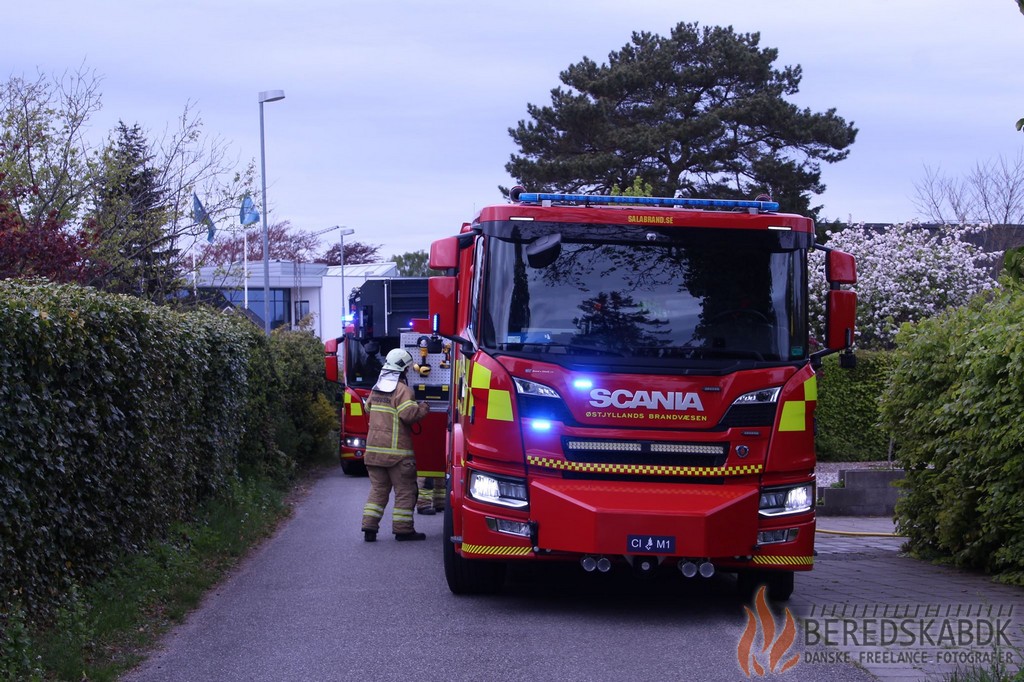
[573,378,594,390]
[531,420,553,432]
[514,192,779,212]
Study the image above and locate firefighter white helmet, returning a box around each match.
[383,348,414,372]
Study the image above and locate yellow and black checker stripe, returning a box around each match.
[526,456,762,477]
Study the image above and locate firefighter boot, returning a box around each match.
[362,529,377,542]
[395,531,426,541]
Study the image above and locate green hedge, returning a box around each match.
[0,281,279,618]
[879,286,1024,585]
[816,350,896,462]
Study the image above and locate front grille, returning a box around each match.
[561,438,728,467]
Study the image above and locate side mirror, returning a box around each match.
[324,338,339,383]
[826,289,857,350]
[827,250,857,285]
[430,237,459,270]
[429,276,457,338]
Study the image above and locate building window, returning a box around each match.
[295,300,310,323]
[222,288,290,330]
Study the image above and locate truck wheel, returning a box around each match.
[340,460,366,477]
[443,500,506,595]
[737,570,795,602]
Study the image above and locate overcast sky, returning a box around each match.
[4,0,1024,259]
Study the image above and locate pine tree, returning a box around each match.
[88,122,179,301]
[505,22,856,219]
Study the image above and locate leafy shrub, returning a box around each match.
[269,328,337,466]
[879,284,1024,584]
[816,350,896,462]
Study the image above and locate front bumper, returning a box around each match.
[456,477,815,570]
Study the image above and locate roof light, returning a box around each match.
[513,192,779,212]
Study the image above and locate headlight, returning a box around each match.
[732,387,781,406]
[513,377,560,399]
[344,436,365,449]
[468,471,529,509]
[759,484,814,516]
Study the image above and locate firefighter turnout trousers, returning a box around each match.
[362,454,418,534]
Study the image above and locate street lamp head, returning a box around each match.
[258,89,286,103]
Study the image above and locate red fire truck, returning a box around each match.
[324,278,449,478]
[426,189,857,599]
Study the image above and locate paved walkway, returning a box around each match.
[792,517,1024,681]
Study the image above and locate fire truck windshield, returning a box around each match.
[479,224,810,365]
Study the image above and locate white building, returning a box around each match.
[195,260,398,341]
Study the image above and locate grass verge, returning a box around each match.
[4,475,295,681]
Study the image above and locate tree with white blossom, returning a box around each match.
[808,223,1000,349]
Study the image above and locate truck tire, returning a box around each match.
[340,459,366,477]
[443,500,506,595]
[737,570,795,602]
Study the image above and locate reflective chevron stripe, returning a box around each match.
[460,543,533,557]
[752,555,814,566]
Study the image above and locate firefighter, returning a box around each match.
[360,348,430,542]
[416,476,436,515]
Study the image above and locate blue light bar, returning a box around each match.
[514,192,779,212]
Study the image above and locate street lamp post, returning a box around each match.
[258,89,285,335]
[336,226,355,324]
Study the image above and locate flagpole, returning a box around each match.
[243,230,249,309]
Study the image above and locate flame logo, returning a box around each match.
[736,585,800,676]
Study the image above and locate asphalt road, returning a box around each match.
[122,468,878,682]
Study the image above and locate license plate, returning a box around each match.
[627,534,676,554]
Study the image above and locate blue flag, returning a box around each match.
[193,193,216,242]
[240,194,260,225]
